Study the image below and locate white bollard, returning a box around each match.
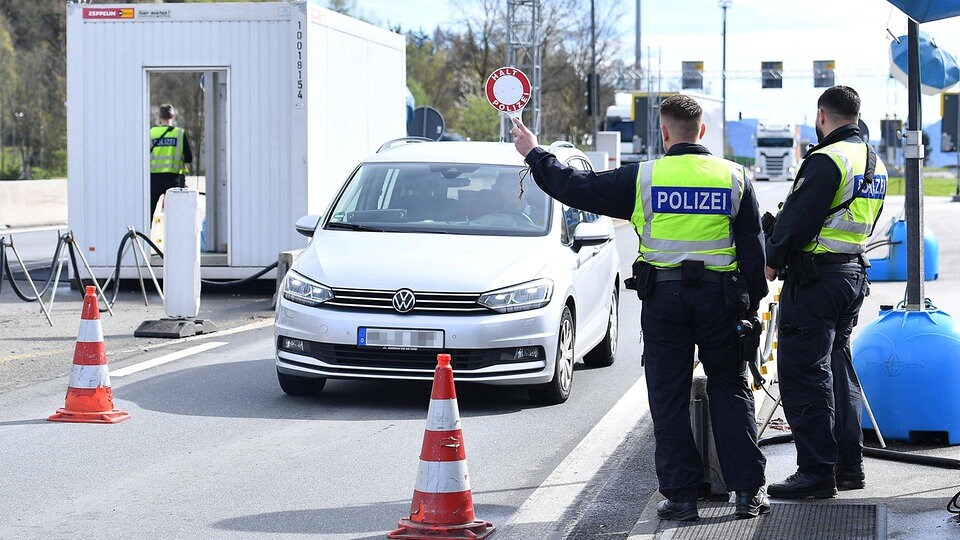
[163,188,202,319]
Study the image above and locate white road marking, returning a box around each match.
[111,341,228,377]
[506,375,650,525]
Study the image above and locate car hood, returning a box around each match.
[294,230,557,292]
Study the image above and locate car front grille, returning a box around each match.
[278,338,544,372]
[325,287,488,314]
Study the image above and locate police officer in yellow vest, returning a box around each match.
[765,86,886,499]
[512,95,769,521]
[149,104,192,217]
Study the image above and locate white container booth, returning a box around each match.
[66,1,406,280]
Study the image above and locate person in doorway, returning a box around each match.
[149,103,192,217]
[511,94,769,520]
[764,85,887,499]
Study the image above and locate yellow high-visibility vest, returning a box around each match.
[801,140,887,254]
[150,126,186,174]
[631,154,745,272]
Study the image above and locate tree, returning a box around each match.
[0,14,17,178]
[405,30,461,129]
[457,94,500,141]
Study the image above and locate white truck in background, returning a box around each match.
[754,123,802,181]
[603,91,724,163]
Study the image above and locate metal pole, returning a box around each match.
[590,0,598,149]
[6,239,54,326]
[954,94,960,201]
[132,229,164,302]
[127,228,150,306]
[720,1,731,158]
[904,20,924,310]
[635,0,641,72]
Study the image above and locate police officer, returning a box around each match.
[765,86,886,499]
[149,104,192,217]
[511,94,769,520]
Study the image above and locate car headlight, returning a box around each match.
[478,279,553,313]
[754,166,762,173]
[282,270,334,307]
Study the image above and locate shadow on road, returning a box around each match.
[212,502,514,536]
[116,357,553,420]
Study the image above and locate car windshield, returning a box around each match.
[326,162,552,236]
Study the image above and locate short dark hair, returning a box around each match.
[817,86,859,122]
[659,94,702,139]
[159,104,176,120]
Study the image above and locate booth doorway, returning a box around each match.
[147,69,229,263]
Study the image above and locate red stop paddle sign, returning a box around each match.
[485,67,531,117]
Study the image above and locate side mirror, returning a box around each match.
[294,214,321,237]
[571,220,613,251]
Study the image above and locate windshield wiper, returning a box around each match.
[325,222,386,232]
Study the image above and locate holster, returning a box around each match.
[786,251,821,285]
[723,271,750,312]
[681,260,705,286]
[739,316,764,386]
[624,260,654,300]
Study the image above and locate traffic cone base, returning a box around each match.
[48,286,130,424]
[388,517,495,539]
[48,408,131,424]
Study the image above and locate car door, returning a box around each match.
[562,157,612,350]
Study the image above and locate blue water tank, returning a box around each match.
[852,307,960,444]
[866,219,939,281]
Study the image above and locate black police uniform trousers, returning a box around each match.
[150,172,184,217]
[778,262,868,475]
[641,278,766,502]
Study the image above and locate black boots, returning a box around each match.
[735,487,771,518]
[768,471,837,499]
[656,499,699,521]
[836,467,866,490]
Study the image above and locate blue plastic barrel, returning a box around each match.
[852,307,960,444]
[866,219,939,281]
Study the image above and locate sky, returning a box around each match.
[351,0,960,136]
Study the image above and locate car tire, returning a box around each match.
[584,286,618,368]
[529,306,575,405]
[277,369,327,396]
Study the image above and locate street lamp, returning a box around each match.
[719,0,731,158]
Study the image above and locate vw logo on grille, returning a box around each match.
[392,289,417,313]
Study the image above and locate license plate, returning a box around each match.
[358,328,444,349]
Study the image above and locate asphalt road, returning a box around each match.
[0,220,653,540]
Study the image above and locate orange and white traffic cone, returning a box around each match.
[388,354,494,539]
[48,286,130,424]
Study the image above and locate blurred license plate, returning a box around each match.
[358,328,444,349]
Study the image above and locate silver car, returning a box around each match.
[274,140,621,404]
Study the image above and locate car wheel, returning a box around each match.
[277,369,327,396]
[585,286,618,368]
[529,306,575,405]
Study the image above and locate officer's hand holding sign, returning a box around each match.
[511,118,537,157]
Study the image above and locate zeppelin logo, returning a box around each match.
[651,187,731,215]
[854,174,886,200]
[83,8,134,19]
